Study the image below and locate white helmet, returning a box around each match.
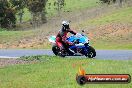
[62,21,70,29]
[62,21,69,25]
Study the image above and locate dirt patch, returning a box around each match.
[88,23,132,42]
[0,58,39,68]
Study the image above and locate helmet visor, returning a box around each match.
[65,25,69,29]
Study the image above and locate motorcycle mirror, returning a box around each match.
[82,30,85,32]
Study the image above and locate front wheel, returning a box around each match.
[86,46,96,58]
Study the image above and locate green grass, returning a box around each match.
[0,56,132,88]
[0,30,34,44]
[46,0,99,16]
[47,0,99,16]
[16,8,31,22]
[91,41,132,50]
[91,7,132,25]
[78,7,132,27]
[63,0,99,11]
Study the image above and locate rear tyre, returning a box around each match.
[86,46,96,58]
[52,45,59,56]
[58,51,66,57]
[52,45,66,57]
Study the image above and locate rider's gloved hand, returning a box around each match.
[68,42,74,45]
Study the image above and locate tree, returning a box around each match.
[100,0,126,7]
[99,0,116,4]
[0,0,16,28]
[117,0,123,7]
[54,0,65,15]
[10,0,27,23]
[26,0,48,28]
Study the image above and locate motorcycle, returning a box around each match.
[49,33,96,58]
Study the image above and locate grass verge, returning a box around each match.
[0,30,34,44]
[91,41,132,50]
[0,56,132,88]
[78,7,132,27]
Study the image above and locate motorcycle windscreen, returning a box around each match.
[79,36,89,43]
[49,36,56,43]
[67,35,89,43]
[67,36,76,42]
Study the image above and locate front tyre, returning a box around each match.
[86,46,96,58]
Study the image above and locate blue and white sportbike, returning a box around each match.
[49,33,96,58]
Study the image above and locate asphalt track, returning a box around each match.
[0,49,132,60]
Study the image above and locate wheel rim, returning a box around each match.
[89,51,94,58]
[58,51,65,57]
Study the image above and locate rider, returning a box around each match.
[56,21,77,53]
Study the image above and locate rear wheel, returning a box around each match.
[58,51,66,57]
[52,45,66,57]
[52,45,59,56]
[86,46,96,58]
